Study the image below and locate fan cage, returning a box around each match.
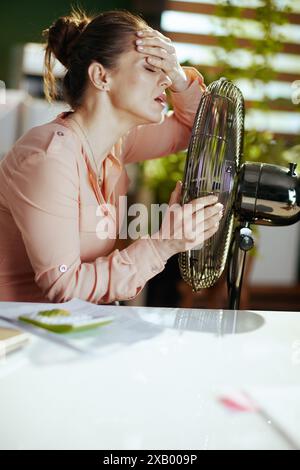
[179,78,245,290]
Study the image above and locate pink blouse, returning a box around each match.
[0,67,205,303]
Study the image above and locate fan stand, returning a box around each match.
[227,223,254,310]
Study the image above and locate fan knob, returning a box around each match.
[239,227,254,251]
[288,162,297,176]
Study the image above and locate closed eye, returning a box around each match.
[144,66,156,73]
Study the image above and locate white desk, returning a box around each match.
[0,299,299,450]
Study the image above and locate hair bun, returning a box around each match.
[43,10,90,68]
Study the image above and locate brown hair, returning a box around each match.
[43,7,147,108]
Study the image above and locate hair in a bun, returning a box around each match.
[44,13,90,68]
[43,7,92,102]
[43,8,148,106]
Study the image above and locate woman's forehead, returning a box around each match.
[119,49,145,67]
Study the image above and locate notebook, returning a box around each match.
[19,307,114,333]
[0,327,29,354]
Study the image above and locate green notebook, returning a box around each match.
[19,308,114,334]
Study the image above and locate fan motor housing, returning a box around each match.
[236,162,300,226]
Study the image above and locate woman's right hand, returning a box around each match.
[151,181,223,262]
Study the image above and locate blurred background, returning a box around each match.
[0,0,300,310]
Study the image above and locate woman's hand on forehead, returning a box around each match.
[135,28,190,92]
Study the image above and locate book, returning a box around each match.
[0,327,29,354]
[19,306,114,333]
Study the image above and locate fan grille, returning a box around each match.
[179,78,245,290]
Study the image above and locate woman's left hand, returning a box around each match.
[135,28,191,92]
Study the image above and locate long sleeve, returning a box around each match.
[122,66,206,164]
[4,129,165,304]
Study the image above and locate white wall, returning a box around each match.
[19,97,67,135]
[0,91,68,160]
[0,90,27,159]
[249,224,300,285]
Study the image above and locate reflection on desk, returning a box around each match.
[141,309,264,335]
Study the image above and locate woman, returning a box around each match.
[0,9,223,304]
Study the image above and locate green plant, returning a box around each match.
[141,150,186,203]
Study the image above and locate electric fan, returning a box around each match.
[179,77,300,309]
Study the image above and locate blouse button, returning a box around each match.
[59,264,68,273]
[57,131,64,136]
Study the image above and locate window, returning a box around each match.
[161,0,300,139]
